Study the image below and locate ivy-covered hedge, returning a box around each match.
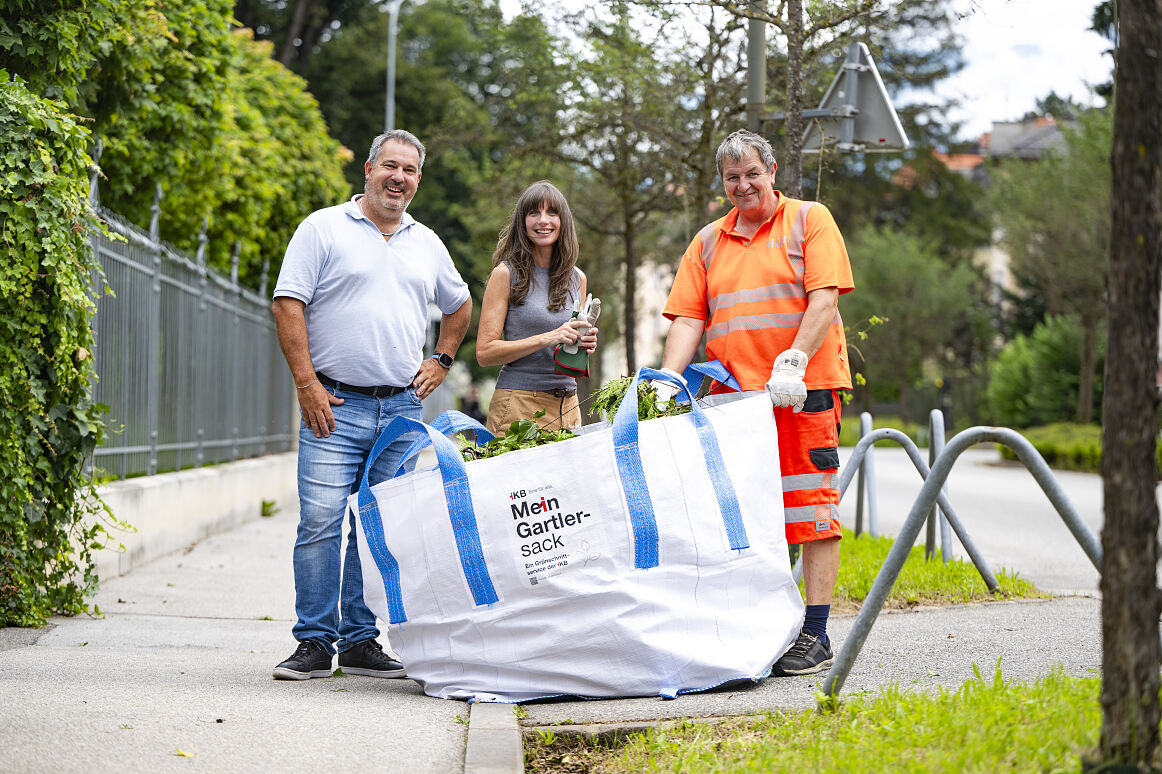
[0,73,121,626]
[0,1,351,288]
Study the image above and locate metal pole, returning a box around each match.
[146,184,163,476]
[230,242,241,462]
[88,139,103,206]
[385,0,406,132]
[924,410,938,559]
[860,412,879,536]
[854,414,866,535]
[840,43,861,147]
[930,409,953,562]
[745,1,766,132]
[195,235,208,468]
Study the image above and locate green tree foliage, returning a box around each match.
[0,74,123,625]
[187,29,351,284]
[989,108,1112,423]
[985,315,1105,429]
[302,0,566,283]
[841,225,986,421]
[0,0,349,287]
[299,0,573,382]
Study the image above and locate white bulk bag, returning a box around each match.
[351,368,803,702]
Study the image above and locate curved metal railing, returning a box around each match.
[821,425,1102,697]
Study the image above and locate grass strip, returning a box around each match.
[825,528,1047,612]
[526,664,1102,773]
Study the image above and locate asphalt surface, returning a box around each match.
[0,445,1124,772]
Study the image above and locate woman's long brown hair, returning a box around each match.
[491,181,579,311]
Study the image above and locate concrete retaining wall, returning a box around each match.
[92,452,298,581]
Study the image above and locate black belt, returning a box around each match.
[316,372,408,398]
[542,388,576,398]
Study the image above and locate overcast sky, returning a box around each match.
[943,0,1112,140]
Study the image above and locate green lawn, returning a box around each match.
[525,531,1056,773]
[526,664,1102,773]
[825,528,1046,612]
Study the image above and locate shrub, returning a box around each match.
[838,415,928,448]
[0,73,125,625]
[996,423,1161,478]
[985,315,1104,427]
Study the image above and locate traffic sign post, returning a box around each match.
[766,42,910,154]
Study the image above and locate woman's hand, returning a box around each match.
[579,323,598,353]
[543,319,592,348]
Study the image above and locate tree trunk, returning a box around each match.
[623,209,638,375]
[783,0,805,198]
[1098,0,1162,766]
[1077,315,1097,424]
[278,0,315,67]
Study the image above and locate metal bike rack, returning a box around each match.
[839,427,1000,591]
[820,426,1102,698]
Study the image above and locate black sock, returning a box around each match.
[803,604,830,649]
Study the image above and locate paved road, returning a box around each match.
[837,445,1112,596]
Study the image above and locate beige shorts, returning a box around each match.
[486,387,581,436]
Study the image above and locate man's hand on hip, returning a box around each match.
[298,382,344,438]
[413,358,447,399]
[766,348,809,412]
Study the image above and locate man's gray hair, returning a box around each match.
[715,129,776,177]
[367,129,427,171]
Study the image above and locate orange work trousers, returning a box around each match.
[775,389,843,545]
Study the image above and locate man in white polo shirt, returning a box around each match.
[270,129,472,680]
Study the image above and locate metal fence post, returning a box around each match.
[860,412,879,537]
[259,258,270,455]
[854,412,867,535]
[230,242,241,462]
[194,231,209,468]
[927,408,953,562]
[88,139,103,206]
[925,410,937,559]
[145,183,163,476]
[84,140,103,479]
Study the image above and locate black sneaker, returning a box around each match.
[772,631,834,676]
[337,639,406,678]
[273,639,333,680]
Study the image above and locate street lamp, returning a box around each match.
[385,0,407,132]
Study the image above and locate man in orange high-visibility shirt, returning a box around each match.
[656,129,854,676]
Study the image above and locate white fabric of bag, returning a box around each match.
[352,387,803,702]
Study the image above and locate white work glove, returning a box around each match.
[648,368,686,410]
[766,348,809,412]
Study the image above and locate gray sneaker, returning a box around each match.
[772,631,834,676]
[338,639,406,678]
[273,639,333,680]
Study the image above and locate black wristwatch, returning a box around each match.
[431,352,454,369]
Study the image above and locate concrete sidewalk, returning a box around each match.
[0,512,469,774]
[0,450,1104,773]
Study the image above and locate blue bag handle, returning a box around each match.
[677,360,742,403]
[612,367,750,570]
[393,409,494,478]
[357,414,499,624]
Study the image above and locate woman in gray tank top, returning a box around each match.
[476,181,598,435]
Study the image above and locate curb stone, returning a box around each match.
[465,702,525,774]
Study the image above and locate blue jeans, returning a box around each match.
[292,385,423,654]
